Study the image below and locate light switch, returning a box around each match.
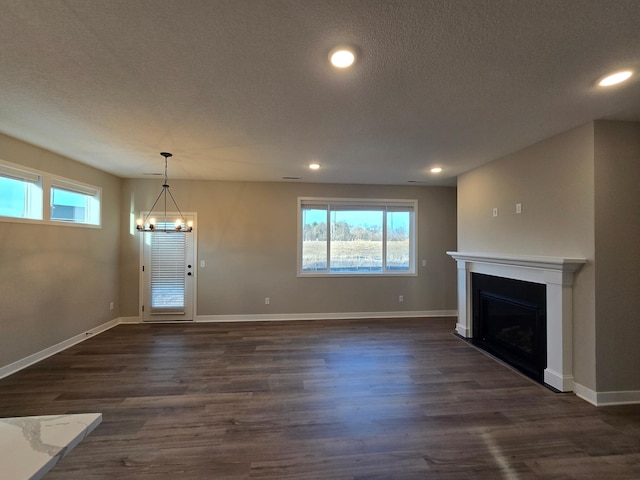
[200,260,205,268]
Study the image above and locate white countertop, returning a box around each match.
[0,413,102,480]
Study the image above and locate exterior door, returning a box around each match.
[140,215,195,321]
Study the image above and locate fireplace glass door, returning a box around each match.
[472,273,546,383]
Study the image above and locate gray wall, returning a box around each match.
[458,120,640,394]
[593,120,640,392]
[457,122,597,390]
[0,133,457,372]
[120,180,458,317]
[0,134,121,368]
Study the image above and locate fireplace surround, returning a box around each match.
[447,252,586,392]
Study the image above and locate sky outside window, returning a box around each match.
[0,176,27,217]
[303,209,409,231]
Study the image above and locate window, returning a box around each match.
[0,162,43,220]
[0,158,101,228]
[50,179,101,226]
[298,198,417,276]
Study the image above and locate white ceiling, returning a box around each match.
[1,0,639,186]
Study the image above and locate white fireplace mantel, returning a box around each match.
[447,251,586,392]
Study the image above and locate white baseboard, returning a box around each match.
[195,310,457,323]
[455,322,470,337]
[115,312,458,324]
[544,368,574,393]
[573,383,598,405]
[0,318,120,380]
[574,383,640,406]
[118,316,142,324]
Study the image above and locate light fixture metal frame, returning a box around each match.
[136,152,193,233]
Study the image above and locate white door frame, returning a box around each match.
[139,212,197,322]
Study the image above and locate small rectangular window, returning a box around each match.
[0,162,43,220]
[299,198,417,276]
[50,179,101,226]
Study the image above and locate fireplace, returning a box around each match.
[447,252,586,392]
[472,273,546,383]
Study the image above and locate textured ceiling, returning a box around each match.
[1,0,639,186]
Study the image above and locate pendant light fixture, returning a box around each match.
[136,152,193,233]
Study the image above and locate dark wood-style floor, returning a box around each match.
[1,317,640,479]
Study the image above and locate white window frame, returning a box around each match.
[0,158,101,228]
[297,197,418,277]
[49,177,101,227]
[0,160,43,222]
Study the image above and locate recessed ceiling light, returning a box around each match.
[309,163,320,170]
[430,167,443,173]
[329,48,356,68]
[599,70,633,87]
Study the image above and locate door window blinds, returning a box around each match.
[150,228,186,314]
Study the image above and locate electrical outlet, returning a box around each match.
[200,260,205,268]
[109,302,114,311]
[265,297,270,305]
[399,295,404,303]
[493,207,499,217]
[422,259,427,267]
[516,203,522,214]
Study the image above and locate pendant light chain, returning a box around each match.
[136,153,193,233]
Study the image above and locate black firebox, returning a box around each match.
[472,273,547,383]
